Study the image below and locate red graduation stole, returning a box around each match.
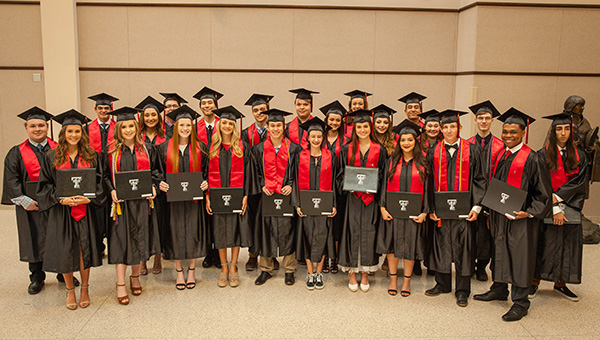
[492,144,532,188]
[298,148,333,191]
[263,138,291,194]
[19,139,58,182]
[467,135,504,179]
[142,132,166,145]
[247,123,268,147]
[108,144,150,175]
[88,119,115,153]
[57,151,91,221]
[433,138,471,192]
[330,134,346,159]
[196,117,219,144]
[166,139,202,174]
[208,142,244,189]
[349,141,380,206]
[387,157,425,201]
[344,124,353,139]
[418,120,424,128]
[549,146,580,192]
[288,116,311,149]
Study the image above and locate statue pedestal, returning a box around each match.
[583,215,600,244]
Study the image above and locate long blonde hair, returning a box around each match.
[53,125,97,167]
[109,120,145,154]
[209,119,243,159]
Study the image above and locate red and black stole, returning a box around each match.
[344,124,353,139]
[387,156,425,201]
[349,141,380,205]
[288,116,311,149]
[142,132,166,145]
[196,117,219,144]
[433,139,470,192]
[57,151,92,221]
[88,119,115,153]
[330,133,346,159]
[492,144,533,188]
[298,148,333,191]
[208,142,244,189]
[246,123,267,147]
[467,135,504,179]
[263,138,291,194]
[166,139,203,174]
[548,146,580,192]
[108,144,150,181]
[20,139,58,182]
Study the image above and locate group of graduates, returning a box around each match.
[2,85,593,322]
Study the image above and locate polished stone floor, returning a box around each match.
[1,208,599,340]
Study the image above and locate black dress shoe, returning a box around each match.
[273,258,280,270]
[502,305,528,322]
[424,284,451,296]
[285,273,295,285]
[413,261,422,275]
[476,270,488,282]
[456,293,468,307]
[255,271,272,285]
[56,274,80,287]
[202,255,214,268]
[28,281,44,295]
[473,290,508,301]
[246,256,258,271]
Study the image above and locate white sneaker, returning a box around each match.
[305,274,315,290]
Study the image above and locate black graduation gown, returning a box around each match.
[423,139,439,268]
[157,142,209,260]
[250,140,302,258]
[327,134,347,244]
[165,123,174,140]
[291,152,336,263]
[85,124,111,248]
[426,142,486,276]
[472,134,495,261]
[37,150,106,274]
[536,147,589,284]
[103,145,161,265]
[209,142,253,249]
[1,142,53,263]
[145,140,169,256]
[376,159,428,261]
[241,124,268,147]
[489,147,552,288]
[337,143,387,270]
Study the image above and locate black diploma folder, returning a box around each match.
[300,190,334,216]
[343,166,378,193]
[115,170,153,200]
[166,172,204,202]
[481,178,527,220]
[56,168,96,199]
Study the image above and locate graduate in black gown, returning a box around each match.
[378,120,429,297]
[157,105,209,290]
[343,89,372,139]
[159,92,187,140]
[286,88,318,149]
[291,117,337,290]
[474,108,552,322]
[530,112,589,302]
[103,107,161,305]
[336,109,387,292]
[205,106,253,288]
[251,108,302,286]
[241,94,272,272]
[37,109,105,310]
[424,110,486,308]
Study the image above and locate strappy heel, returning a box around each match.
[218,263,229,288]
[322,257,330,273]
[186,268,196,289]
[79,285,90,308]
[66,286,77,310]
[116,283,129,305]
[388,273,398,296]
[229,263,240,288]
[130,275,142,296]
[175,268,186,290]
[401,275,412,297]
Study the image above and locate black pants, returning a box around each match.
[490,281,530,309]
[476,258,490,272]
[29,262,45,282]
[435,272,470,297]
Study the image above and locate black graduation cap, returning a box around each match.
[392,119,421,136]
[135,96,165,113]
[498,107,536,127]
[289,88,319,100]
[109,106,140,122]
[18,106,53,121]
[372,104,397,119]
[398,92,427,105]
[343,89,372,100]
[53,109,91,126]
[542,111,572,127]
[212,105,244,121]
[245,93,273,107]
[193,87,223,102]
[469,100,501,118]
[159,92,188,105]
[438,109,468,125]
[88,93,119,107]
[166,105,200,122]
[419,109,441,123]
[319,100,347,116]
[264,108,294,123]
[345,109,372,124]
[299,117,327,133]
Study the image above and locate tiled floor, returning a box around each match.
[1,208,599,339]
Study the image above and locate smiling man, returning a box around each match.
[399,92,427,127]
[286,88,319,149]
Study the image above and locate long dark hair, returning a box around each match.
[139,106,165,139]
[349,120,376,165]
[325,112,345,136]
[388,133,429,183]
[546,124,579,173]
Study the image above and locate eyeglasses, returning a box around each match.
[476,116,492,122]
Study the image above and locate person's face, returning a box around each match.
[374,117,390,135]
[177,119,192,139]
[326,113,342,132]
[143,108,159,128]
[355,122,371,140]
[350,98,364,112]
[268,121,284,139]
[164,100,179,115]
[308,130,323,149]
[425,121,440,139]
[25,119,48,143]
[475,113,493,133]
[295,99,311,120]
[219,119,235,137]
[441,122,459,142]
[501,123,525,148]
[65,125,82,146]
[120,121,138,142]
[399,134,416,154]
[404,103,422,120]
[200,98,217,116]
[555,124,571,145]
[94,105,111,121]
[252,104,268,124]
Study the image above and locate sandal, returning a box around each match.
[130,275,142,296]
[66,286,77,310]
[218,263,229,288]
[116,283,129,305]
[330,258,339,274]
[175,268,186,290]
[322,257,329,273]
[139,261,148,276]
[388,273,398,296]
[186,268,196,289]
[152,256,162,274]
[229,263,240,288]
[79,285,90,308]
[401,275,412,297]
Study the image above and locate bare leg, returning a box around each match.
[116,264,128,303]
[401,259,415,296]
[63,272,77,309]
[152,254,162,274]
[361,271,369,286]
[348,271,357,285]
[139,260,148,275]
[175,260,185,288]
[230,247,240,269]
[218,248,229,274]
[186,259,197,288]
[387,254,399,296]
[79,249,91,307]
[316,255,325,273]
[306,260,314,275]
